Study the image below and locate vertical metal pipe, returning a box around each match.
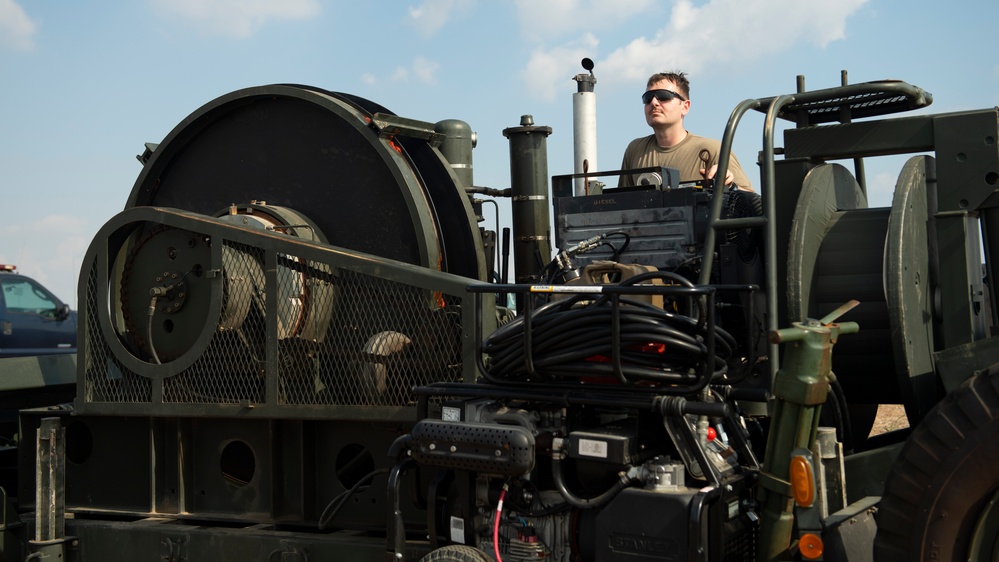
[572,61,598,196]
[30,417,68,560]
[762,94,798,379]
[34,417,65,543]
[503,116,553,287]
[839,70,868,198]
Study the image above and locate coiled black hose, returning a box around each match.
[481,276,736,387]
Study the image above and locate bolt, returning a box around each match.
[429,443,436,451]
[450,445,457,453]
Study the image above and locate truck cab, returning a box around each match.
[0,264,76,358]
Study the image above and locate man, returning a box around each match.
[619,71,754,191]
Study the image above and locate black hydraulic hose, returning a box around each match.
[485,298,715,353]
[482,295,734,383]
[551,452,632,509]
[489,310,710,362]
[474,281,732,392]
[604,231,630,256]
[614,270,705,328]
[829,377,855,453]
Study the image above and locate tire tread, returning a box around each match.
[874,369,999,561]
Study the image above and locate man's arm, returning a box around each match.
[702,151,754,192]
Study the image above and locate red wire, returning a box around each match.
[493,485,508,562]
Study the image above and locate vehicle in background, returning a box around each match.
[0,264,76,358]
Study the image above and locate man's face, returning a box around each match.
[644,79,690,128]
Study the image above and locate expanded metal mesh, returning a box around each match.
[276,260,464,407]
[82,263,153,404]
[80,230,471,419]
[795,91,910,122]
[163,242,268,404]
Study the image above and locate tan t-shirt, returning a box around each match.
[618,133,753,190]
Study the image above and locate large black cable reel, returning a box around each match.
[116,84,485,364]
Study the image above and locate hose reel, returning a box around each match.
[787,158,938,424]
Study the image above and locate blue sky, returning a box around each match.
[1,0,997,307]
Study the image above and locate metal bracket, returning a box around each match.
[369,113,445,147]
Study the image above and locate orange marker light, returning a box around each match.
[789,455,815,507]
[799,533,824,560]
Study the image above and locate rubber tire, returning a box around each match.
[418,545,494,562]
[874,367,999,561]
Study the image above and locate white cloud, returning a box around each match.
[391,66,410,82]
[408,0,473,37]
[513,0,658,41]
[150,0,321,39]
[0,0,37,51]
[361,73,377,85]
[412,56,440,84]
[600,0,869,86]
[388,56,441,85]
[521,0,869,100]
[522,33,600,101]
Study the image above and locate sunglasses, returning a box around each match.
[642,89,687,104]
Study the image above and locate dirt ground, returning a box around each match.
[869,403,909,436]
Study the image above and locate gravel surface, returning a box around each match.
[870,404,909,436]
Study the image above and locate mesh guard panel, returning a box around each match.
[77,208,483,421]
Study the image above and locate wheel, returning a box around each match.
[874,367,999,561]
[418,545,493,562]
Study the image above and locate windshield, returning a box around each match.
[1,276,60,315]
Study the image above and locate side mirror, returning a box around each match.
[56,303,70,321]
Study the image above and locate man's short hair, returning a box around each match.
[647,71,690,100]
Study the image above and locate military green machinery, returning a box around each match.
[2,67,998,562]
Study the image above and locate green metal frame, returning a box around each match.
[705,79,998,406]
[75,206,494,421]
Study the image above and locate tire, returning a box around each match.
[874,367,999,561]
[418,545,494,562]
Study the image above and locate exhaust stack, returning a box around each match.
[572,58,599,196]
